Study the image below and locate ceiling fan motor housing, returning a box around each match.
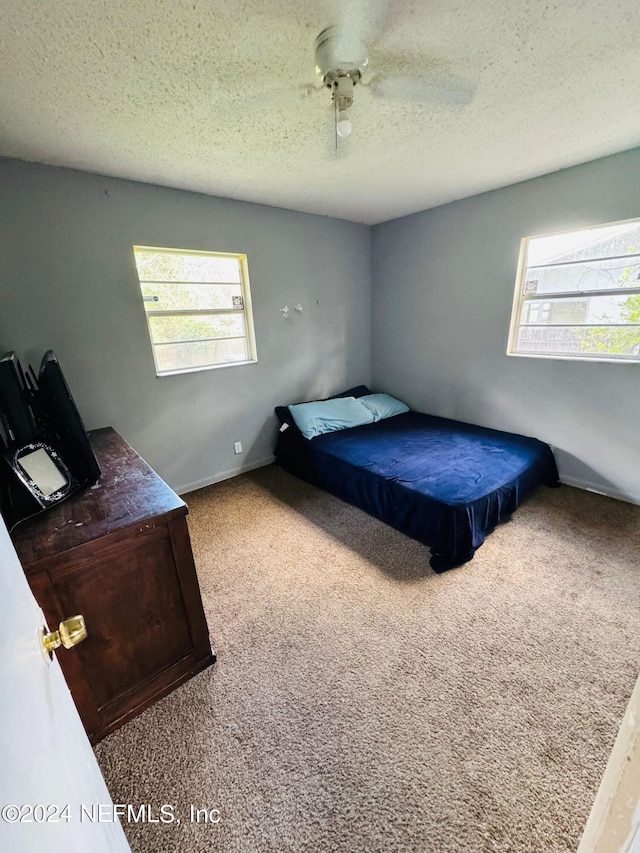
[314,26,368,88]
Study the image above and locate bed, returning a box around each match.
[274,386,559,572]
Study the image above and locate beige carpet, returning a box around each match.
[95,466,640,853]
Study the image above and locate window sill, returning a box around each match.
[155,358,258,377]
[506,351,640,365]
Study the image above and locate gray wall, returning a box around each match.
[371,148,640,504]
[3,151,638,503]
[0,159,371,491]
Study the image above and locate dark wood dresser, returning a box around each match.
[12,427,214,743]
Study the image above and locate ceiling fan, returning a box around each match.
[304,14,475,147]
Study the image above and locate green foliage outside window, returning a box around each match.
[581,253,640,355]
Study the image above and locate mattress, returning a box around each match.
[275,410,559,571]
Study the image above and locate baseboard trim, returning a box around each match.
[559,475,640,506]
[176,455,275,496]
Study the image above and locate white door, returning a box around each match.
[0,516,131,852]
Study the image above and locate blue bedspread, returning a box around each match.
[275,411,558,571]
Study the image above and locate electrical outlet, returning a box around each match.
[234,441,243,454]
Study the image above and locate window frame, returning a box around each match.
[507,217,640,364]
[133,245,258,377]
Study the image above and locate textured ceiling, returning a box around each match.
[1,0,639,224]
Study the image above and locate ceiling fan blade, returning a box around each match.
[369,71,475,106]
[213,83,317,119]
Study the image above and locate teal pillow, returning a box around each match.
[289,396,374,440]
[358,393,410,422]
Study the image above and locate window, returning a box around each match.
[508,218,640,362]
[133,246,257,376]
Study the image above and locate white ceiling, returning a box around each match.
[1,0,639,225]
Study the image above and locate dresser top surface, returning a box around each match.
[12,427,186,564]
